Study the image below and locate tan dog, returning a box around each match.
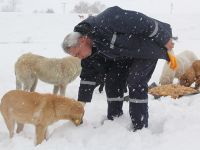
[0,90,84,145]
[179,60,200,89]
[15,53,81,96]
[159,50,198,85]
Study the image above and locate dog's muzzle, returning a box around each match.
[74,119,83,126]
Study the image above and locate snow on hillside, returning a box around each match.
[0,0,200,150]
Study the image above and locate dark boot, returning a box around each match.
[129,102,148,131]
[107,101,123,120]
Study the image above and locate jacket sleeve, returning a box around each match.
[99,6,172,47]
[78,54,106,103]
[78,65,97,103]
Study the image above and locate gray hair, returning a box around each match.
[62,32,83,53]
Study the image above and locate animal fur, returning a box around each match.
[0,90,84,145]
[15,53,81,96]
[159,50,198,85]
[179,60,200,89]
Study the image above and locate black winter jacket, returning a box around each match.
[74,6,172,60]
[76,6,172,102]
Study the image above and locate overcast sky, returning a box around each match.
[0,0,200,14]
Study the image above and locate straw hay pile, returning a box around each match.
[148,84,199,99]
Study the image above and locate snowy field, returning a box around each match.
[0,0,200,150]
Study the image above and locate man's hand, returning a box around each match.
[165,38,174,51]
[167,50,177,70]
[165,38,177,70]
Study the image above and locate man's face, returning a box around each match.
[68,37,92,59]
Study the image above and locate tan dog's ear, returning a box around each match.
[179,73,192,87]
[179,74,186,85]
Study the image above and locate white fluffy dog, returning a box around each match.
[159,50,198,85]
[15,53,81,96]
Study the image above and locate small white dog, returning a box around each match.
[15,53,81,96]
[159,50,198,85]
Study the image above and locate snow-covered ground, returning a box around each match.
[0,0,200,150]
